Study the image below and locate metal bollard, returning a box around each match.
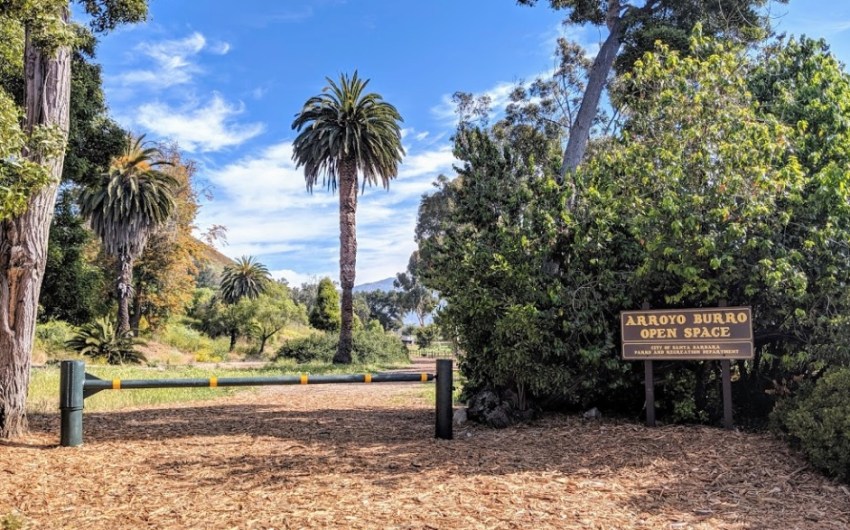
[435,359,453,440]
[59,360,85,447]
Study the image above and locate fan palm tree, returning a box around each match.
[80,134,177,336]
[219,256,270,350]
[291,71,404,363]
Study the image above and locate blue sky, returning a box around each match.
[82,0,850,286]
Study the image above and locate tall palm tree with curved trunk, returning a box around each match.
[292,72,404,364]
[80,135,177,336]
[219,256,270,351]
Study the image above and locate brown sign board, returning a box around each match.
[621,307,753,360]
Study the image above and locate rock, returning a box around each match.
[583,407,602,420]
[466,389,539,428]
[453,408,468,426]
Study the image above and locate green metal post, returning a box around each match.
[60,360,85,447]
[435,359,453,440]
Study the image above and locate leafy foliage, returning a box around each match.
[309,277,340,331]
[420,33,850,423]
[359,289,404,332]
[65,317,146,364]
[276,327,408,365]
[772,369,850,483]
[40,189,108,324]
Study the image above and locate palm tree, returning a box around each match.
[291,71,404,363]
[80,134,177,336]
[219,256,270,350]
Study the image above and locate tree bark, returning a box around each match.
[334,158,358,364]
[559,0,623,181]
[0,9,72,439]
[116,254,134,336]
[229,329,237,352]
[129,282,143,335]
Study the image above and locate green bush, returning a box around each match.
[414,324,441,349]
[772,368,850,482]
[66,318,147,365]
[35,319,75,356]
[158,322,229,362]
[277,328,408,364]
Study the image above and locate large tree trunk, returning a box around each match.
[334,159,358,364]
[559,0,623,181]
[116,254,134,336]
[0,9,72,439]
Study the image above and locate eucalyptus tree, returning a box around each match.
[516,0,784,183]
[0,0,147,439]
[291,72,404,363]
[80,135,177,336]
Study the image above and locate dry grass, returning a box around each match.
[2,359,849,529]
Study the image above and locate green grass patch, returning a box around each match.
[28,359,416,414]
[419,369,465,406]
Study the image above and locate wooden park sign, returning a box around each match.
[621,307,753,361]
[620,306,753,430]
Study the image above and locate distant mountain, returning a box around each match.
[353,277,396,293]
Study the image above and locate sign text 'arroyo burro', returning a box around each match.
[621,307,753,360]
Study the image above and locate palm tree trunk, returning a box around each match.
[335,159,358,364]
[129,282,143,335]
[229,329,237,352]
[116,254,134,336]
[0,10,72,439]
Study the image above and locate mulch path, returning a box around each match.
[1,359,849,529]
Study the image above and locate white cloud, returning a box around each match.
[114,32,208,89]
[210,41,231,55]
[271,269,331,286]
[197,140,458,285]
[135,94,264,152]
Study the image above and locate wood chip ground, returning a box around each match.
[2,359,849,529]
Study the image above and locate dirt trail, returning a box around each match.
[1,358,848,529]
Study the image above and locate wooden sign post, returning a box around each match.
[621,305,753,429]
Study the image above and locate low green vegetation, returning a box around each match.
[772,368,850,482]
[276,325,408,365]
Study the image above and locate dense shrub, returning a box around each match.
[772,369,850,482]
[414,324,441,349]
[277,328,408,364]
[35,320,75,357]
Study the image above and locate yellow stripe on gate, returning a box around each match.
[112,379,121,390]
[209,376,218,388]
[300,374,308,385]
[364,374,372,383]
[421,373,428,382]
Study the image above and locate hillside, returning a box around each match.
[196,239,234,272]
[353,277,396,293]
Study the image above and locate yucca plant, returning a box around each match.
[65,317,147,365]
